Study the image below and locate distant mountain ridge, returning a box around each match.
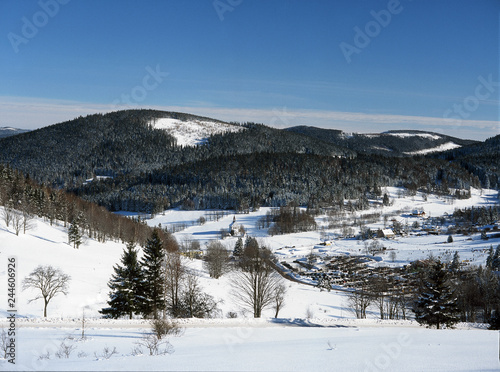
[0,109,494,213]
[285,126,478,156]
[0,127,30,138]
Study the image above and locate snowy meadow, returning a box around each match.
[1,187,499,371]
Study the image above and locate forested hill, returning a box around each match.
[0,110,177,186]
[434,135,500,189]
[0,109,353,189]
[0,109,494,213]
[285,126,477,156]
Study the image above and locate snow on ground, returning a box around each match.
[0,215,124,319]
[404,142,462,155]
[2,326,498,371]
[1,188,499,370]
[151,117,244,147]
[383,132,442,140]
[2,188,496,320]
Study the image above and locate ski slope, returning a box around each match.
[151,117,244,147]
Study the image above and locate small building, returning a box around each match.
[412,209,425,216]
[229,216,244,237]
[377,228,395,239]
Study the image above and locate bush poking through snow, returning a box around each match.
[38,351,51,361]
[150,318,183,339]
[135,333,174,356]
[305,306,314,320]
[327,340,337,350]
[55,341,76,359]
[132,318,181,356]
[94,346,119,360]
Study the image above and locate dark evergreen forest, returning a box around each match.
[0,109,496,214]
[286,126,478,156]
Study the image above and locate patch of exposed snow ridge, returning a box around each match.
[385,132,442,140]
[151,117,245,147]
[404,142,461,155]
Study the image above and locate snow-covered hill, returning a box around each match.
[151,117,244,147]
[1,188,499,370]
[285,126,477,156]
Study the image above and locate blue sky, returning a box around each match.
[0,0,498,140]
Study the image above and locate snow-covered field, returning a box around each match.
[1,187,499,370]
[151,117,244,147]
[3,325,499,371]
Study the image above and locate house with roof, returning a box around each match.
[377,228,395,239]
[229,216,244,237]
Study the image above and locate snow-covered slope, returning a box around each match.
[403,141,462,155]
[1,188,498,320]
[151,118,245,147]
[382,132,442,140]
[286,126,475,156]
[1,189,499,371]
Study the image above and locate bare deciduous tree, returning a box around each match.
[12,210,23,236]
[1,206,13,228]
[21,206,35,234]
[203,241,231,279]
[273,281,287,318]
[231,242,285,318]
[164,252,185,317]
[345,286,371,319]
[22,265,71,317]
[178,272,220,318]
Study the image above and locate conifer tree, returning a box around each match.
[492,245,500,271]
[382,193,390,206]
[233,237,243,257]
[486,245,494,269]
[68,221,82,249]
[100,241,142,319]
[140,229,166,319]
[449,251,460,273]
[414,261,459,329]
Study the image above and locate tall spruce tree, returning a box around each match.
[68,221,82,249]
[492,245,500,271]
[140,229,166,319]
[449,251,460,273]
[414,261,459,329]
[100,241,143,319]
[233,237,243,257]
[486,245,494,269]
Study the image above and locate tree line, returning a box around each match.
[0,163,157,246]
[342,253,500,329]
[74,151,480,214]
[0,109,489,215]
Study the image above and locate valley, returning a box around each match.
[0,110,499,371]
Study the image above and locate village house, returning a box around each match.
[229,216,244,237]
[377,228,395,239]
